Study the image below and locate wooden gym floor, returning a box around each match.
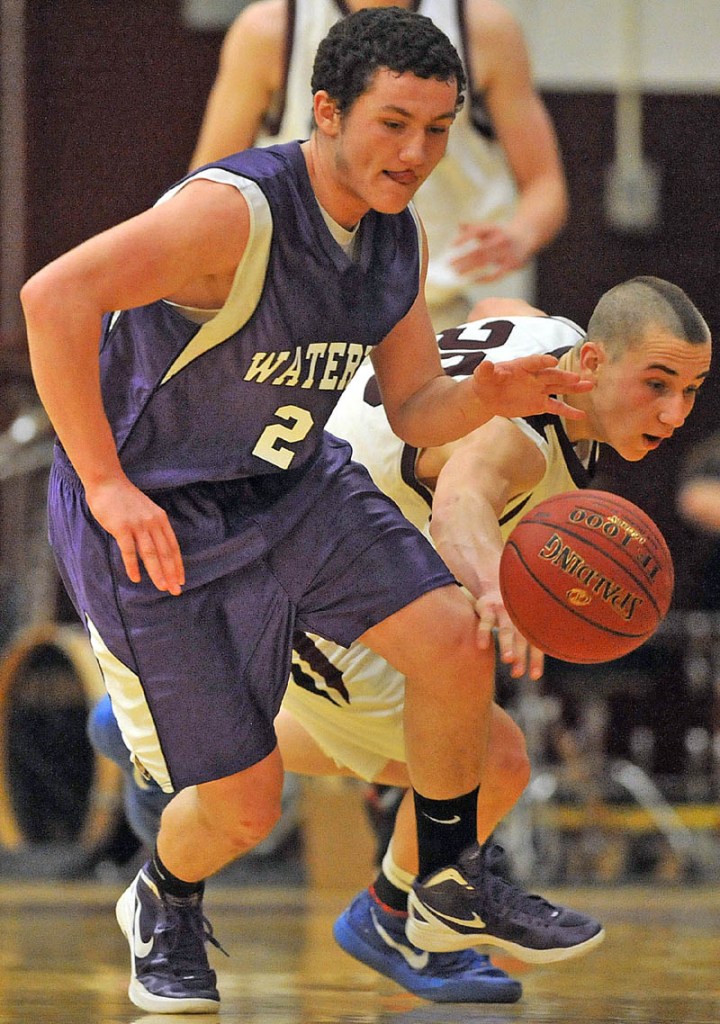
[0,879,717,1024]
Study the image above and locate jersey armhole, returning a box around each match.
[407,202,424,291]
[155,171,273,384]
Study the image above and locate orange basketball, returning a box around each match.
[499,490,674,664]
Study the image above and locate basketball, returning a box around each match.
[499,490,674,664]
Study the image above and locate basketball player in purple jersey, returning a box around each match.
[22,8,597,1015]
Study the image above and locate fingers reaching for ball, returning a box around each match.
[474,591,544,679]
[496,620,545,680]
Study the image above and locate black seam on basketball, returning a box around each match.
[501,539,651,641]
[530,491,673,572]
[508,521,670,616]
[499,567,621,663]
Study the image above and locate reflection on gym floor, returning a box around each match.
[0,880,717,1024]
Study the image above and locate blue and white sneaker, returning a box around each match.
[408,843,605,964]
[333,888,521,1003]
[115,864,226,1013]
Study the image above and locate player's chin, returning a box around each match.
[376,173,422,209]
[374,193,418,215]
[620,436,662,461]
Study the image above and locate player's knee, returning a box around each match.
[195,764,285,854]
[237,805,283,850]
[217,801,283,853]
[422,591,488,658]
[443,613,495,679]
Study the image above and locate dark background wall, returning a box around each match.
[24,1,218,265]
[540,92,720,610]
[5,1,720,612]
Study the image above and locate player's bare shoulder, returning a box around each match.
[221,0,287,87]
[463,0,530,85]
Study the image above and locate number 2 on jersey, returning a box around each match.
[252,405,314,469]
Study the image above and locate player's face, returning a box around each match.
[587,328,711,461]
[329,68,457,220]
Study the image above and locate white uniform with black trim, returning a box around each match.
[282,315,597,779]
[254,0,532,322]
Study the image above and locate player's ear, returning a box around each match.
[313,91,341,136]
[579,340,606,375]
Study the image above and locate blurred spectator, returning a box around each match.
[678,431,720,533]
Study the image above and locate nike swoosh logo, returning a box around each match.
[422,905,487,929]
[423,867,474,888]
[422,813,461,825]
[134,903,155,958]
[371,909,429,969]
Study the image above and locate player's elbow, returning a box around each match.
[383,406,425,448]
[19,272,42,316]
[22,258,89,327]
[20,270,56,331]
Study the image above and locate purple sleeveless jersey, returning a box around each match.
[48,142,453,791]
[100,142,421,491]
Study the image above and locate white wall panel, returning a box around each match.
[504,0,720,91]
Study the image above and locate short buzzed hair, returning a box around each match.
[311,6,465,115]
[586,276,711,359]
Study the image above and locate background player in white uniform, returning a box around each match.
[89,277,712,1003]
[678,431,720,533]
[191,0,568,327]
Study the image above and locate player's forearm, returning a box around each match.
[388,374,491,449]
[21,279,124,490]
[430,488,504,599]
[509,172,568,257]
[430,448,508,598]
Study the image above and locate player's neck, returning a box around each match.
[302,138,366,231]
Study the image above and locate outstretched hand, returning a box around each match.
[472,353,593,421]
[451,222,529,283]
[85,477,185,595]
[474,589,544,681]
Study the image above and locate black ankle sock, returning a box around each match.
[147,847,205,899]
[413,786,479,879]
[372,872,409,913]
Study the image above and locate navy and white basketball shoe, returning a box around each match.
[407,843,605,964]
[115,865,226,1013]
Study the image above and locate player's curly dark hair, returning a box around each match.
[311,6,465,114]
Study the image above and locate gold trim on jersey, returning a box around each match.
[157,171,273,384]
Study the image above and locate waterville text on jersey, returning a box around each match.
[244,342,373,391]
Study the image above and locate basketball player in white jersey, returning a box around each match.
[279,278,711,975]
[191,0,568,328]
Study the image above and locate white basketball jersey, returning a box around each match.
[254,0,527,308]
[325,314,596,543]
[283,314,599,779]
